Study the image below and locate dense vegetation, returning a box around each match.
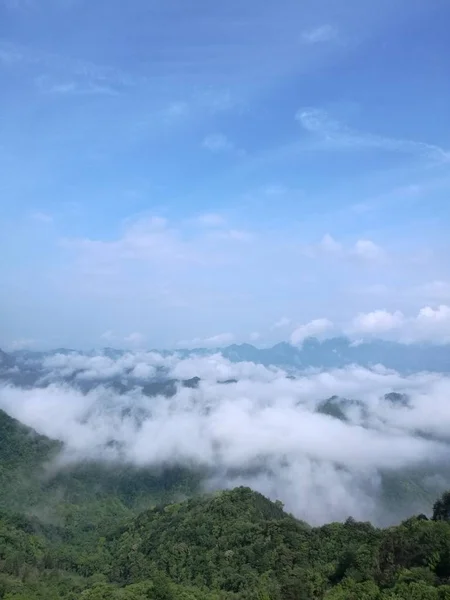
[2,408,450,599]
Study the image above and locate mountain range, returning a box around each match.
[5,336,450,374]
[1,405,450,598]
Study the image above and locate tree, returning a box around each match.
[433,493,450,522]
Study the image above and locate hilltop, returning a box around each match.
[1,479,450,598]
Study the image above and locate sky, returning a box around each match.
[1,0,450,350]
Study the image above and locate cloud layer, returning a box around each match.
[348,305,450,343]
[2,351,450,525]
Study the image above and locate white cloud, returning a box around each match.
[416,281,450,302]
[301,24,338,44]
[2,0,33,11]
[352,239,384,261]
[295,107,450,164]
[100,330,116,343]
[250,332,261,341]
[37,79,118,96]
[58,211,263,323]
[196,333,234,347]
[351,310,405,335]
[272,317,291,329]
[213,229,254,242]
[350,305,450,344]
[263,184,287,196]
[290,318,334,345]
[6,338,36,351]
[306,234,384,262]
[124,332,147,347]
[164,101,189,119]
[318,234,343,256]
[99,331,147,348]
[189,215,253,243]
[42,353,123,380]
[177,333,235,348]
[0,45,20,65]
[162,91,241,123]
[202,133,234,153]
[353,284,390,297]
[196,89,241,113]
[29,211,53,223]
[412,305,450,343]
[18,204,447,348]
[3,353,450,525]
[194,213,226,227]
[63,215,199,267]
[41,350,166,381]
[0,40,150,90]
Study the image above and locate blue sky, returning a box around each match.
[1,0,450,350]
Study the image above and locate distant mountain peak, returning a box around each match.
[0,348,14,369]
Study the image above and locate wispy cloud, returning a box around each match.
[211,229,254,242]
[0,41,24,65]
[162,91,242,123]
[202,133,235,153]
[348,305,450,343]
[290,318,334,345]
[296,108,450,163]
[36,76,119,96]
[5,338,36,351]
[100,330,115,343]
[124,332,147,347]
[202,133,247,158]
[63,214,255,275]
[63,216,197,266]
[304,234,385,262]
[272,317,291,330]
[0,40,148,89]
[353,240,384,261]
[163,101,190,119]
[1,0,33,11]
[2,0,76,10]
[100,330,147,348]
[415,281,450,302]
[177,332,234,348]
[301,24,339,44]
[263,184,288,196]
[194,213,227,227]
[195,89,243,113]
[350,310,405,336]
[29,211,53,223]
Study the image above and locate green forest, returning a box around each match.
[2,407,450,600]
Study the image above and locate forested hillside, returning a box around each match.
[1,408,450,598]
[2,484,450,599]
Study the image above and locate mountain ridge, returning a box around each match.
[5,336,450,373]
[2,385,450,597]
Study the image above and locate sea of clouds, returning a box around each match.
[2,350,450,525]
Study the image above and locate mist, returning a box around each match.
[1,350,450,525]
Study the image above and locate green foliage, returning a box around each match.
[3,409,450,599]
[433,492,450,522]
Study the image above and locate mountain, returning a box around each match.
[0,348,14,371]
[2,479,450,599]
[8,337,450,374]
[0,408,62,511]
[221,338,450,372]
[2,406,450,597]
[0,408,61,467]
[105,487,450,598]
[0,407,202,526]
